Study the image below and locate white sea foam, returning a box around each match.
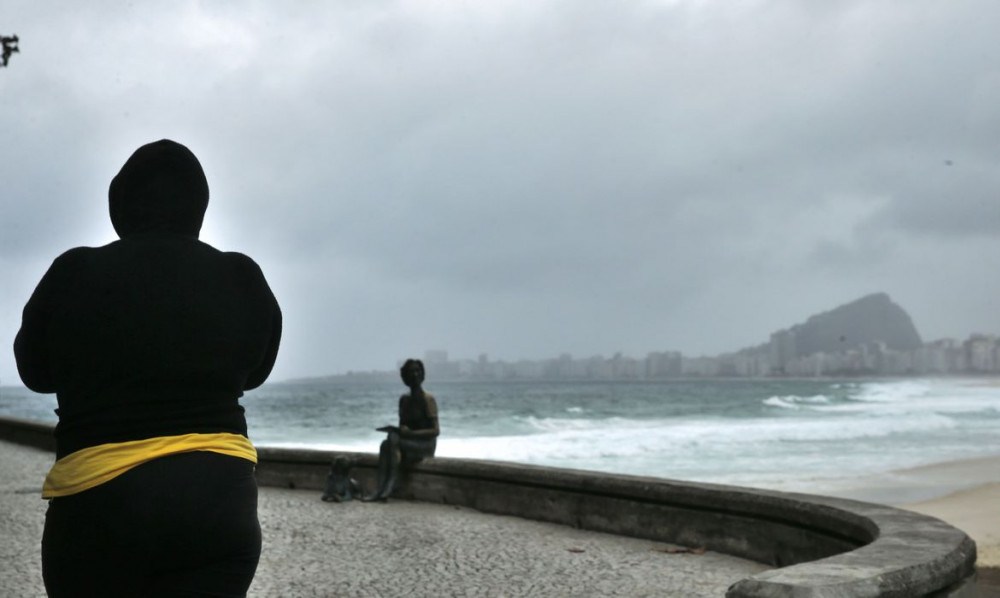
[436,411,962,471]
[852,379,931,403]
[519,414,659,433]
[763,394,831,410]
[239,378,1000,490]
[817,379,1000,415]
[6,378,1000,492]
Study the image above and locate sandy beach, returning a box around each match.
[898,468,1000,593]
[903,482,1000,567]
[803,454,1000,568]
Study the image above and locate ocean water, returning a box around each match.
[3,378,1000,495]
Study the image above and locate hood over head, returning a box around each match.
[109,139,209,239]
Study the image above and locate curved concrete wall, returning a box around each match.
[0,416,977,597]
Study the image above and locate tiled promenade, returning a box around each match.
[1,440,768,597]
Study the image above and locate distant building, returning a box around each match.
[424,350,449,365]
[769,330,796,374]
[646,351,682,378]
[965,335,998,373]
[682,356,720,377]
[373,326,999,382]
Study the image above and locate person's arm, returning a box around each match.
[245,304,281,390]
[14,250,83,393]
[400,394,439,439]
[235,254,282,390]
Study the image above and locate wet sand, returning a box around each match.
[902,481,1000,568]
[797,454,1000,568]
[899,476,1000,594]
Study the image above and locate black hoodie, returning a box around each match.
[14,140,282,459]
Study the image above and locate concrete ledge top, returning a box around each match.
[724,494,976,597]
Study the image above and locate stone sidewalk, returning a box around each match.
[1,441,767,597]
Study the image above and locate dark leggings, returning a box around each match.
[42,451,261,598]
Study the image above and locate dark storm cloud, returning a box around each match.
[2,0,1000,380]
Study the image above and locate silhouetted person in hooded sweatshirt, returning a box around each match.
[14,139,281,598]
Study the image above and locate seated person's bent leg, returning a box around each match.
[373,434,402,499]
[380,447,402,499]
[398,437,435,462]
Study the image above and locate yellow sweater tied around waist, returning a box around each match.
[43,433,257,499]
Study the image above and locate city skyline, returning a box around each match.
[288,293,999,381]
[300,334,1000,383]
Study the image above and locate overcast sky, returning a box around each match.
[2,1,999,383]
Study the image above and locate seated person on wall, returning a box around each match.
[366,359,439,501]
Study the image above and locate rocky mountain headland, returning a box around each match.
[788,292,923,356]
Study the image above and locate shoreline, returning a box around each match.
[890,454,1000,568]
[902,482,1000,569]
[778,453,1000,504]
[801,453,1000,568]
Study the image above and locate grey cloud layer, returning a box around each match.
[2,0,999,381]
